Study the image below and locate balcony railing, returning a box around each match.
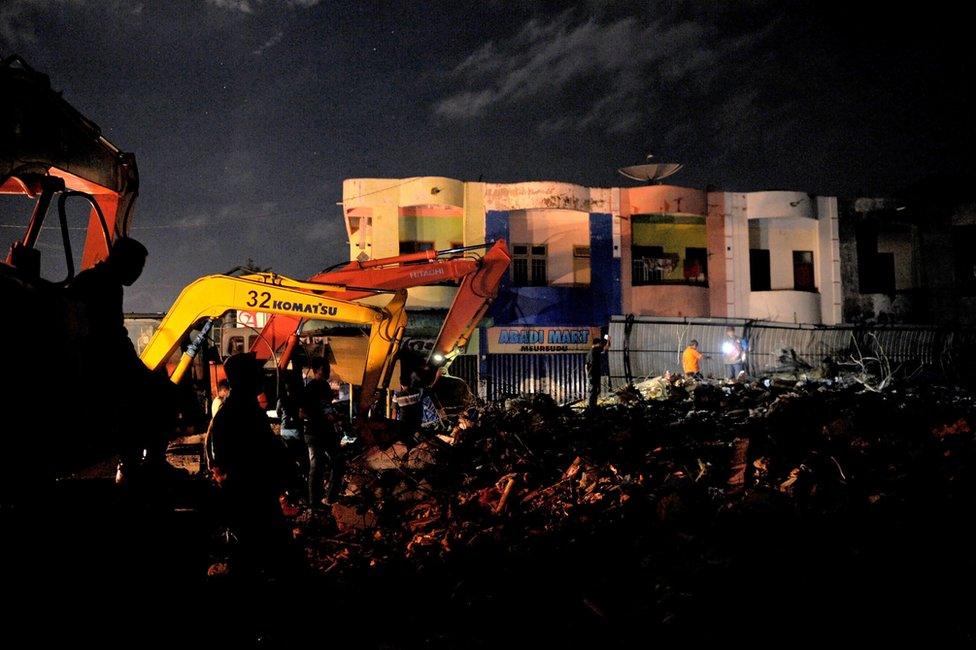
[632,257,707,287]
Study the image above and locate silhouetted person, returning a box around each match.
[586,337,607,409]
[394,354,427,439]
[207,352,295,577]
[277,368,307,510]
[300,356,344,508]
[68,237,147,350]
[67,237,176,477]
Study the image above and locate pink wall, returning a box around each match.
[619,186,726,317]
[627,284,711,317]
[620,185,707,217]
[707,193,728,317]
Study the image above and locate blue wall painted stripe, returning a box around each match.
[485,209,620,328]
[589,212,617,326]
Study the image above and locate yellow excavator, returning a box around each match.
[139,272,408,420]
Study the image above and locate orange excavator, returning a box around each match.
[1,55,140,483]
[246,240,511,382]
[1,54,137,279]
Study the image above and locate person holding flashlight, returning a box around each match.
[722,327,748,379]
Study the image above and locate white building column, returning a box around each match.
[817,196,842,324]
[723,192,750,318]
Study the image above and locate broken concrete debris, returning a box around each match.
[292,375,975,644]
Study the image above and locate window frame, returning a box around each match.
[511,242,548,287]
[792,250,816,292]
[631,245,679,286]
[749,248,772,291]
[572,245,591,286]
[683,246,708,285]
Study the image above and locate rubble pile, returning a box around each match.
[298,379,976,646]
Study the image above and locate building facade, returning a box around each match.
[838,197,921,323]
[617,187,842,324]
[339,177,852,399]
[341,177,844,326]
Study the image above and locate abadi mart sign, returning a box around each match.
[487,326,601,354]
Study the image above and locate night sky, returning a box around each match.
[2,1,973,312]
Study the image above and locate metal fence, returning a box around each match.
[608,316,976,387]
[744,321,856,377]
[473,318,976,407]
[448,354,479,397]
[481,353,589,405]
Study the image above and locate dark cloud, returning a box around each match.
[205,0,324,12]
[1,0,81,47]
[252,29,283,55]
[206,0,256,13]
[430,3,804,183]
[2,0,974,312]
[435,10,718,134]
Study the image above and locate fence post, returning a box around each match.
[623,313,635,386]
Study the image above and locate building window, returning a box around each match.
[227,335,245,356]
[684,247,708,284]
[512,244,548,287]
[400,241,435,255]
[632,245,675,285]
[793,250,815,291]
[347,216,371,235]
[631,215,707,286]
[573,246,591,286]
[862,252,896,294]
[875,253,896,294]
[224,333,259,357]
[750,249,771,291]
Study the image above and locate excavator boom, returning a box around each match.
[250,240,511,371]
[140,273,407,415]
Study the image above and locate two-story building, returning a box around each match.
[338,176,849,399]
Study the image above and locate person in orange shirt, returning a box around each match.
[682,340,704,379]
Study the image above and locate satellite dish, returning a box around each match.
[617,155,683,183]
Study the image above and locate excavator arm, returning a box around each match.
[1,55,138,278]
[140,273,407,416]
[428,239,511,367]
[250,240,511,372]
